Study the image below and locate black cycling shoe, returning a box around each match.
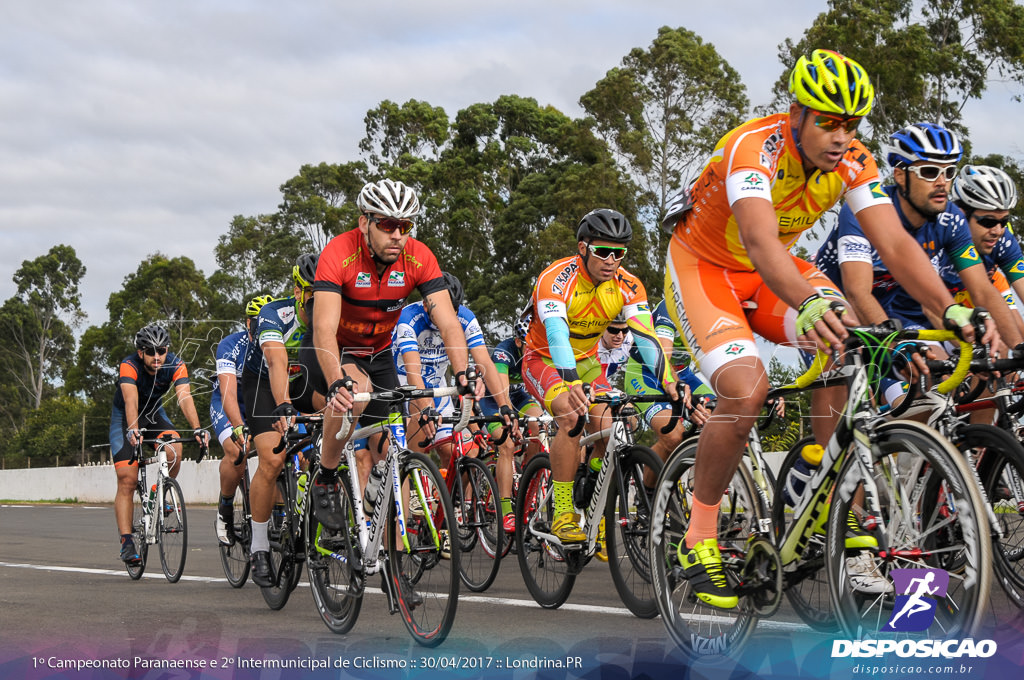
[398,572,424,609]
[120,537,142,565]
[311,472,345,531]
[251,550,273,587]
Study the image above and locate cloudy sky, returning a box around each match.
[1,1,1021,328]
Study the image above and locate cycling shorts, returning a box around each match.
[297,340,399,426]
[521,351,611,412]
[209,390,247,445]
[665,238,847,378]
[110,405,179,468]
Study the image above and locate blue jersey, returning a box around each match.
[213,330,249,410]
[491,337,525,382]
[815,185,982,324]
[393,302,486,388]
[243,297,307,379]
[625,300,710,395]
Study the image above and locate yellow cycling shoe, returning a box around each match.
[677,538,738,610]
[595,516,608,562]
[551,512,587,543]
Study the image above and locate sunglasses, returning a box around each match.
[588,244,627,261]
[143,347,168,357]
[812,111,862,133]
[976,215,1011,229]
[906,164,958,182]
[368,215,414,235]
[606,326,629,336]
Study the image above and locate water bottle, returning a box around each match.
[364,460,386,509]
[783,444,824,506]
[573,457,602,508]
[295,472,308,515]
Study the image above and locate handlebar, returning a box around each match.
[335,384,474,442]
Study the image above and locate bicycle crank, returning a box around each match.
[735,536,783,617]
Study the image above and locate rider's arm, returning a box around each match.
[120,381,141,435]
[471,345,511,408]
[263,340,292,407]
[624,305,676,390]
[173,382,203,431]
[857,204,958,325]
[840,260,889,325]
[218,373,245,430]
[312,289,344,388]
[424,290,471,377]
[399,348,434,416]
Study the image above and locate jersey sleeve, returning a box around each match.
[312,231,351,294]
[459,307,486,349]
[533,261,576,374]
[834,205,875,265]
[993,229,1024,284]
[409,241,446,297]
[394,306,421,356]
[619,273,675,388]
[945,213,984,271]
[118,359,139,386]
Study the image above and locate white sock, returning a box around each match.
[250,520,269,554]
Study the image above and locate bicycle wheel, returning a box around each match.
[158,477,188,583]
[825,420,991,640]
[648,439,760,658]
[387,451,459,647]
[770,436,837,632]
[452,456,503,592]
[960,424,1024,609]
[515,454,575,608]
[307,468,363,633]
[605,445,661,618]
[261,477,297,610]
[219,483,251,588]
[126,483,149,580]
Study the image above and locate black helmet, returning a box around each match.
[293,253,319,289]
[442,272,464,309]
[576,208,632,244]
[135,324,170,351]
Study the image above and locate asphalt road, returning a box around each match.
[1,503,1020,680]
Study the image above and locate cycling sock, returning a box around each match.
[219,495,233,513]
[553,480,574,516]
[501,498,513,516]
[250,519,270,553]
[684,497,722,549]
[120,533,132,544]
[318,468,338,484]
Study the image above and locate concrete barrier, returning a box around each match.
[0,459,257,503]
[0,452,787,503]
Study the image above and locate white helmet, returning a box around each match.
[951,165,1018,212]
[357,179,420,219]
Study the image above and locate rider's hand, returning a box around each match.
[796,295,849,354]
[127,428,142,447]
[193,429,210,447]
[455,368,486,400]
[691,396,711,427]
[566,381,589,415]
[327,377,355,413]
[498,404,521,441]
[416,406,439,441]
[767,396,785,420]
[270,402,297,436]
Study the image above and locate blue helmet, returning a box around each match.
[885,123,962,168]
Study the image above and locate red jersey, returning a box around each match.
[314,228,446,353]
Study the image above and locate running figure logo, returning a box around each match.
[884,568,949,632]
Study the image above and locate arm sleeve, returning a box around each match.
[542,316,578,381]
[626,309,676,388]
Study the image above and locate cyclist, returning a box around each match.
[240,255,316,586]
[597,315,633,383]
[524,207,681,544]
[309,179,485,535]
[394,272,516,466]
[211,293,275,546]
[111,324,209,565]
[815,123,1022,363]
[478,312,546,534]
[950,164,1024,338]
[662,49,992,609]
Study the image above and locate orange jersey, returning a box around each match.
[526,255,650,362]
[670,112,887,271]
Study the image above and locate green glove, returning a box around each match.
[796,295,845,336]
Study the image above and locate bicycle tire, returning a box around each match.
[648,439,760,658]
[219,483,251,588]
[126,483,149,580]
[515,454,575,608]
[453,456,503,592]
[825,420,991,639]
[387,451,459,647]
[261,476,297,610]
[158,477,188,583]
[960,424,1024,608]
[605,445,661,618]
[306,467,363,634]
[770,436,837,632]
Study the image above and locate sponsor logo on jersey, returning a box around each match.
[742,172,764,188]
[356,272,371,288]
[544,301,558,312]
[387,271,406,287]
[723,342,745,356]
[277,305,296,324]
[342,248,361,268]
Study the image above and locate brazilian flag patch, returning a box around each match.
[962,245,980,262]
[869,181,886,200]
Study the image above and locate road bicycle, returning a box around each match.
[423,413,509,592]
[304,380,468,646]
[218,435,256,588]
[127,432,208,583]
[260,414,322,610]
[515,391,680,618]
[649,324,992,657]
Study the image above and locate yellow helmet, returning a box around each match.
[245,294,275,317]
[788,49,874,117]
